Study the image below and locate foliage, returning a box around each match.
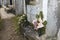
[43,20,47,27]
[11,15,22,34]
[18,14,34,34]
[36,11,47,26]
[36,11,44,20]
[38,21,47,36]
[12,14,33,35]
[36,14,39,20]
[39,11,44,20]
[36,11,47,36]
[12,12,47,36]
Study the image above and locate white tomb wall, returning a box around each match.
[0,0,2,5]
[15,0,25,14]
[46,0,58,37]
[27,0,43,22]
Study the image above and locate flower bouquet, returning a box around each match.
[32,11,47,36]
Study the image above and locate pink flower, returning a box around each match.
[37,23,44,29]
[32,19,38,30]
[32,18,44,30]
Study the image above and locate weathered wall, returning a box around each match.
[27,0,43,22]
[15,0,25,15]
[0,0,2,5]
[57,0,60,40]
[57,29,60,40]
[43,0,48,21]
[2,0,9,5]
[46,0,58,39]
[6,0,11,5]
[3,0,7,5]
[57,0,60,32]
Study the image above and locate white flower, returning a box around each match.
[36,18,44,29]
[39,18,43,23]
[37,23,44,29]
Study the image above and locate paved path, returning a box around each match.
[0,8,15,19]
[0,7,23,40]
[0,19,21,40]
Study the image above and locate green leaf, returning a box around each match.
[36,14,39,19]
[39,11,44,20]
[43,20,47,26]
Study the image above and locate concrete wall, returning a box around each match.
[3,0,7,5]
[27,0,43,22]
[57,0,60,40]
[2,0,15,6]
[46,0,58,40]
[6,0,15,6]
[0,0,2,5]
[43,0,48,21]
[27,0,48,22]
[2,0,10,5]
[15,0,25,15]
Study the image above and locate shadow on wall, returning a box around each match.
[56,2,60,35]
[0,5,2,8]
[10,0,12,5]
[25,0,30,5]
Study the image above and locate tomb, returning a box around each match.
[27,0,42,22]
[46,0,58,40]
[15,0,26,14]
[0,0,2,8]
[1,0,60,40]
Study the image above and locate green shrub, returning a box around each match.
[11,14,32,34]
[36,11,47,36]
[11,15,21,34]
[12,13,47,36]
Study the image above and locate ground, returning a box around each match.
[0,7,24,40]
